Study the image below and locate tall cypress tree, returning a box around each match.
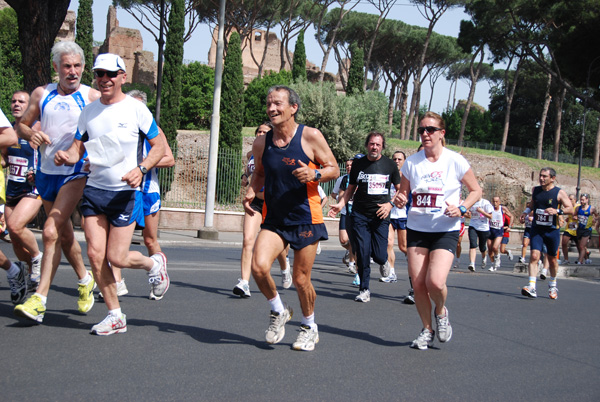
[75,0,94,85]
[217,31,244,204]
[292,29,307,81]
[159,0,184,192]
[220,31,244,151]
[346,42,364,96]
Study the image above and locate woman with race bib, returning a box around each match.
[395,112,481,350]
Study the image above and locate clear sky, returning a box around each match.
[69,0,493,114]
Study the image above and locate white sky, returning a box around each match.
[69,0,493,114]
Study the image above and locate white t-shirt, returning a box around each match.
[76,95,159,191]
[469,199,493,231]
[401,148,470,232]
[0,108,10,128]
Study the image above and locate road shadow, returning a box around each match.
[128,318,272,349]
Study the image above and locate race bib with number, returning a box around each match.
[367,174,389,195]
[490,219,502,229]
[7,155,29,182]
[412,191,444,214]
[535,208,552,226]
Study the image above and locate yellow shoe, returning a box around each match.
[14,294,46,323]
[77,272,96,313]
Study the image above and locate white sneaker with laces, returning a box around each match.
[90,313,127,335]
[411,328,434,350]
[355,289,370,302]
[149,252,169,300]
[265,304,293,344]
[292,324,319,351]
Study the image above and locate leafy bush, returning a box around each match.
[290,81,388,161]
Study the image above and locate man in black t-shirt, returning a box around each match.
[329,132,401,302]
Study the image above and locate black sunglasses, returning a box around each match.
[94,70,122,78]
[417,126,443,135]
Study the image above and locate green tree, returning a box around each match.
[291,80,388,161]
[244,70,292,127]
[346,42,364,96]
[75,0,94,86]
[5,0,70,90]
[180,62,214,129]
[292,29,307,81]
[159,0,184,193]
[0,7,23,116]
[218,31,244,204]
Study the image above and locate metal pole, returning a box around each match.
[155,0,166,125]
[199,0,226,239]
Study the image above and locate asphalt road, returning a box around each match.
[1,239,599,401]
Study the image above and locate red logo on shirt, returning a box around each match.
[430,171,442,179]
[282,157,296,166]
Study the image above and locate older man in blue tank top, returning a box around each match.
[243,86,339,352]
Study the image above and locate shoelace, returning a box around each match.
[296,326,312,342]
[417,330,432,342]
[268,312,285,331]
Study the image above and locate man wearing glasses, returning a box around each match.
[14,41,100,324]
[54,53,167,335]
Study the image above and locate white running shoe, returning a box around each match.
[411,328,434,350]
[292,324,319,351]
[281,269,292,289]
[265,304,293,344]
[435,306,453,343]
[355,289,370,302]
[481,257,487,269]
[149,252,169,300]
[347,262,357,274]
[342,250,350,266]
[379,272,397,283]
[90,313,127,336]
[507,250,513,261]
[233,278,251,298]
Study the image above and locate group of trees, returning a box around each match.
[2,0,600,172]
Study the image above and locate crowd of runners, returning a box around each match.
[1,41,597,352]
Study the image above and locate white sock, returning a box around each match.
[389,267,396,276]
[268,293,284,313]
[149,259,160,274]
[6,263,20,278]
[34,292,47,304]
[301,313,316,329]
[32,253,42,262]
[109,308,122,317]
[78,272,92,285]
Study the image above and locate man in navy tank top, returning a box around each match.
[243,86,339,351]
[519,168,572,300]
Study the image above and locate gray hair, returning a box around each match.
[51,41,85,67]
[126,90,148,104]
[267,85,301,115]
[541,167,557,178]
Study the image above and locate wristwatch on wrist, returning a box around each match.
[458,205,467,216]
[314,169,321,182]
[138,165,148,175]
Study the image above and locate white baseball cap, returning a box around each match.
[93,53,126,72]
